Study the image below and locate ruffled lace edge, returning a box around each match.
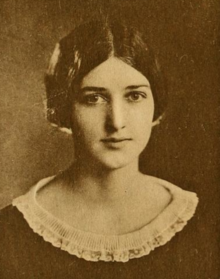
[12,177,199,262]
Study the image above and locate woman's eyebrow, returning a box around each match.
[125,85,150,90]
[80,86,107,93]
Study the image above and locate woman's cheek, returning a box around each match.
[134,112,154,145]
[72,107,103,139]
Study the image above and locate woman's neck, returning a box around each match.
[67,159,142,204]
[37,158,172,235]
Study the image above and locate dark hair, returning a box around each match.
[45,18,167,129]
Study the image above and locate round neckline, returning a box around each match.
[34,175,174,236]
[13,175,198,262]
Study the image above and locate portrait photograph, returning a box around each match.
[0,0,219,278]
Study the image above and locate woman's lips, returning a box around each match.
[101,138,132,142]
[101,138,132,148]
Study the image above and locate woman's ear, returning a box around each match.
[152,115,163,127]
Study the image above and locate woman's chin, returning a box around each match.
[94,154,138,171]
[101,161,129,170]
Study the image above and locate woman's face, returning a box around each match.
[71,57,154,169]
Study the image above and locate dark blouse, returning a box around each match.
[0,204,214,279]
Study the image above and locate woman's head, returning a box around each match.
[70,56,155,169]
[45,18,167,130]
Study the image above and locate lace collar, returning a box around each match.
[13,175,198,262]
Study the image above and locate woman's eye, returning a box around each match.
[127,92,147,102]
[84,94,107,104]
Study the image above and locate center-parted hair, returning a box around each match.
[45,18,167,129]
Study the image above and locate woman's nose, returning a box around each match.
[105,101,126,132]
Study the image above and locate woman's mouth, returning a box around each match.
[101,137,132,143]
[101,138,132,148]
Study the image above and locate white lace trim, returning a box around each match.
[12,176,198,262]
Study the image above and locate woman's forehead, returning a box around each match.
[80,57,150,90]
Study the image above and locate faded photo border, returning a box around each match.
[0,0,219,277]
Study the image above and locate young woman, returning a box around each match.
[0,18,198,278]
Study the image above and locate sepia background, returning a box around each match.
[0,0,219,276]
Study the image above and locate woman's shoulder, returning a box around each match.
[0,204,24,230]
[143,174,199,202]
[0,205,34,268]
[0,204,36,244]
[142,174,199,221]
